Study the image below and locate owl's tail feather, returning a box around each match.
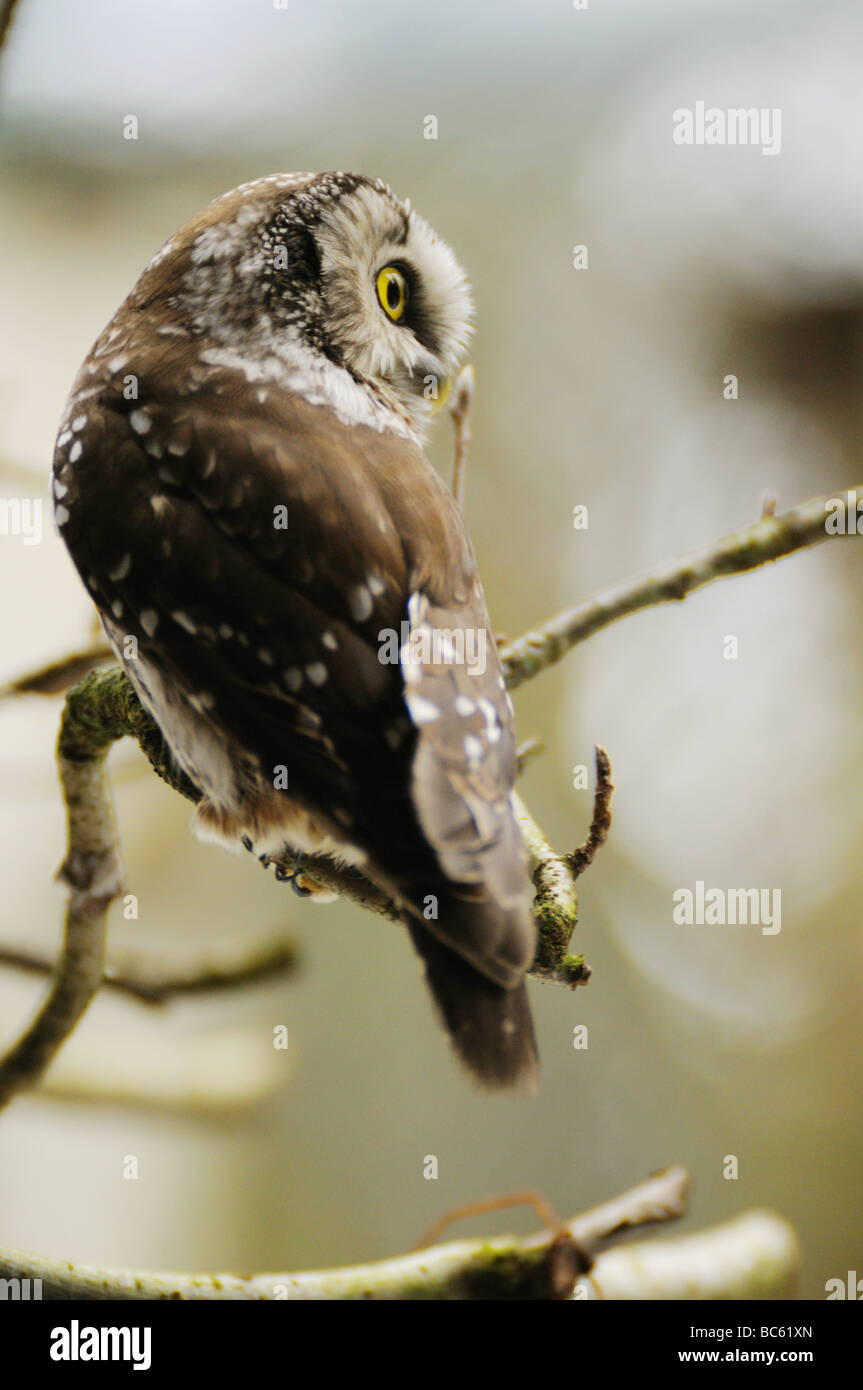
[404,918,539,1090]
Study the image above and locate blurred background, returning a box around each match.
[0,0,861,1297]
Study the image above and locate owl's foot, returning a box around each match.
[292,873,337,901]
[274,850,337,902]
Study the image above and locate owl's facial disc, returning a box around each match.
[307,176,472,427]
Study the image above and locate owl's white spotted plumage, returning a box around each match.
[53,172,538,1087]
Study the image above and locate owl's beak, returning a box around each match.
[429,375,451,414]
[409,352,450,415]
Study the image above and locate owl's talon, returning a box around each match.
[274,851,314,896]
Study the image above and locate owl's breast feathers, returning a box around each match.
[54,361,538,1085]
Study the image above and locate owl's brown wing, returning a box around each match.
[55,374,536,1080]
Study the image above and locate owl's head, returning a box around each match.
[132,171,472,436]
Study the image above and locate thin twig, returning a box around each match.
[0,937,297,1005]
[760,488,778,519]
[0,642,113,699]
[0,0,20,57]
[515,735,545,773]
[569,745,613,879]
[416,1188,562,1250]
[499,484,863,688]
[449,364,474,510]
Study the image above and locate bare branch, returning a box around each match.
[0,1166,798,1300]
[568,1164,690,1255]
[569,745,613,880]
[500,485,862,688]
[0,689,124,1110]
[0,642,113,699]
[0,0,21,57]
[0,935,296,1005]
[588,1209,800,1301]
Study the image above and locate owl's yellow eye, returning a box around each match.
[376,266,409,322]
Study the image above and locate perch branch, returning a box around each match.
[512,791,586,985]
[0,1166,798,1300]
[500,484,863,688]
[0,678,125,1110]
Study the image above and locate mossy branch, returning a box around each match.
[0,1166,799,1300]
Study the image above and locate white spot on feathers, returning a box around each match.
[172,610,197,635]
[349,585,373,622]
[407,694,440,724]
[108,554,132,581]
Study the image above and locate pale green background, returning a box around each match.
[0,0,860,1297]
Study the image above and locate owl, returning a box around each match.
[52,172,538,1087]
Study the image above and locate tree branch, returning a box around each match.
[0,679,125,1109]
[0,641,113,699]
[500,485,862,688]
[589,1209,800,1301]
[0,935,296,1006]
[0,1166,798,1299]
